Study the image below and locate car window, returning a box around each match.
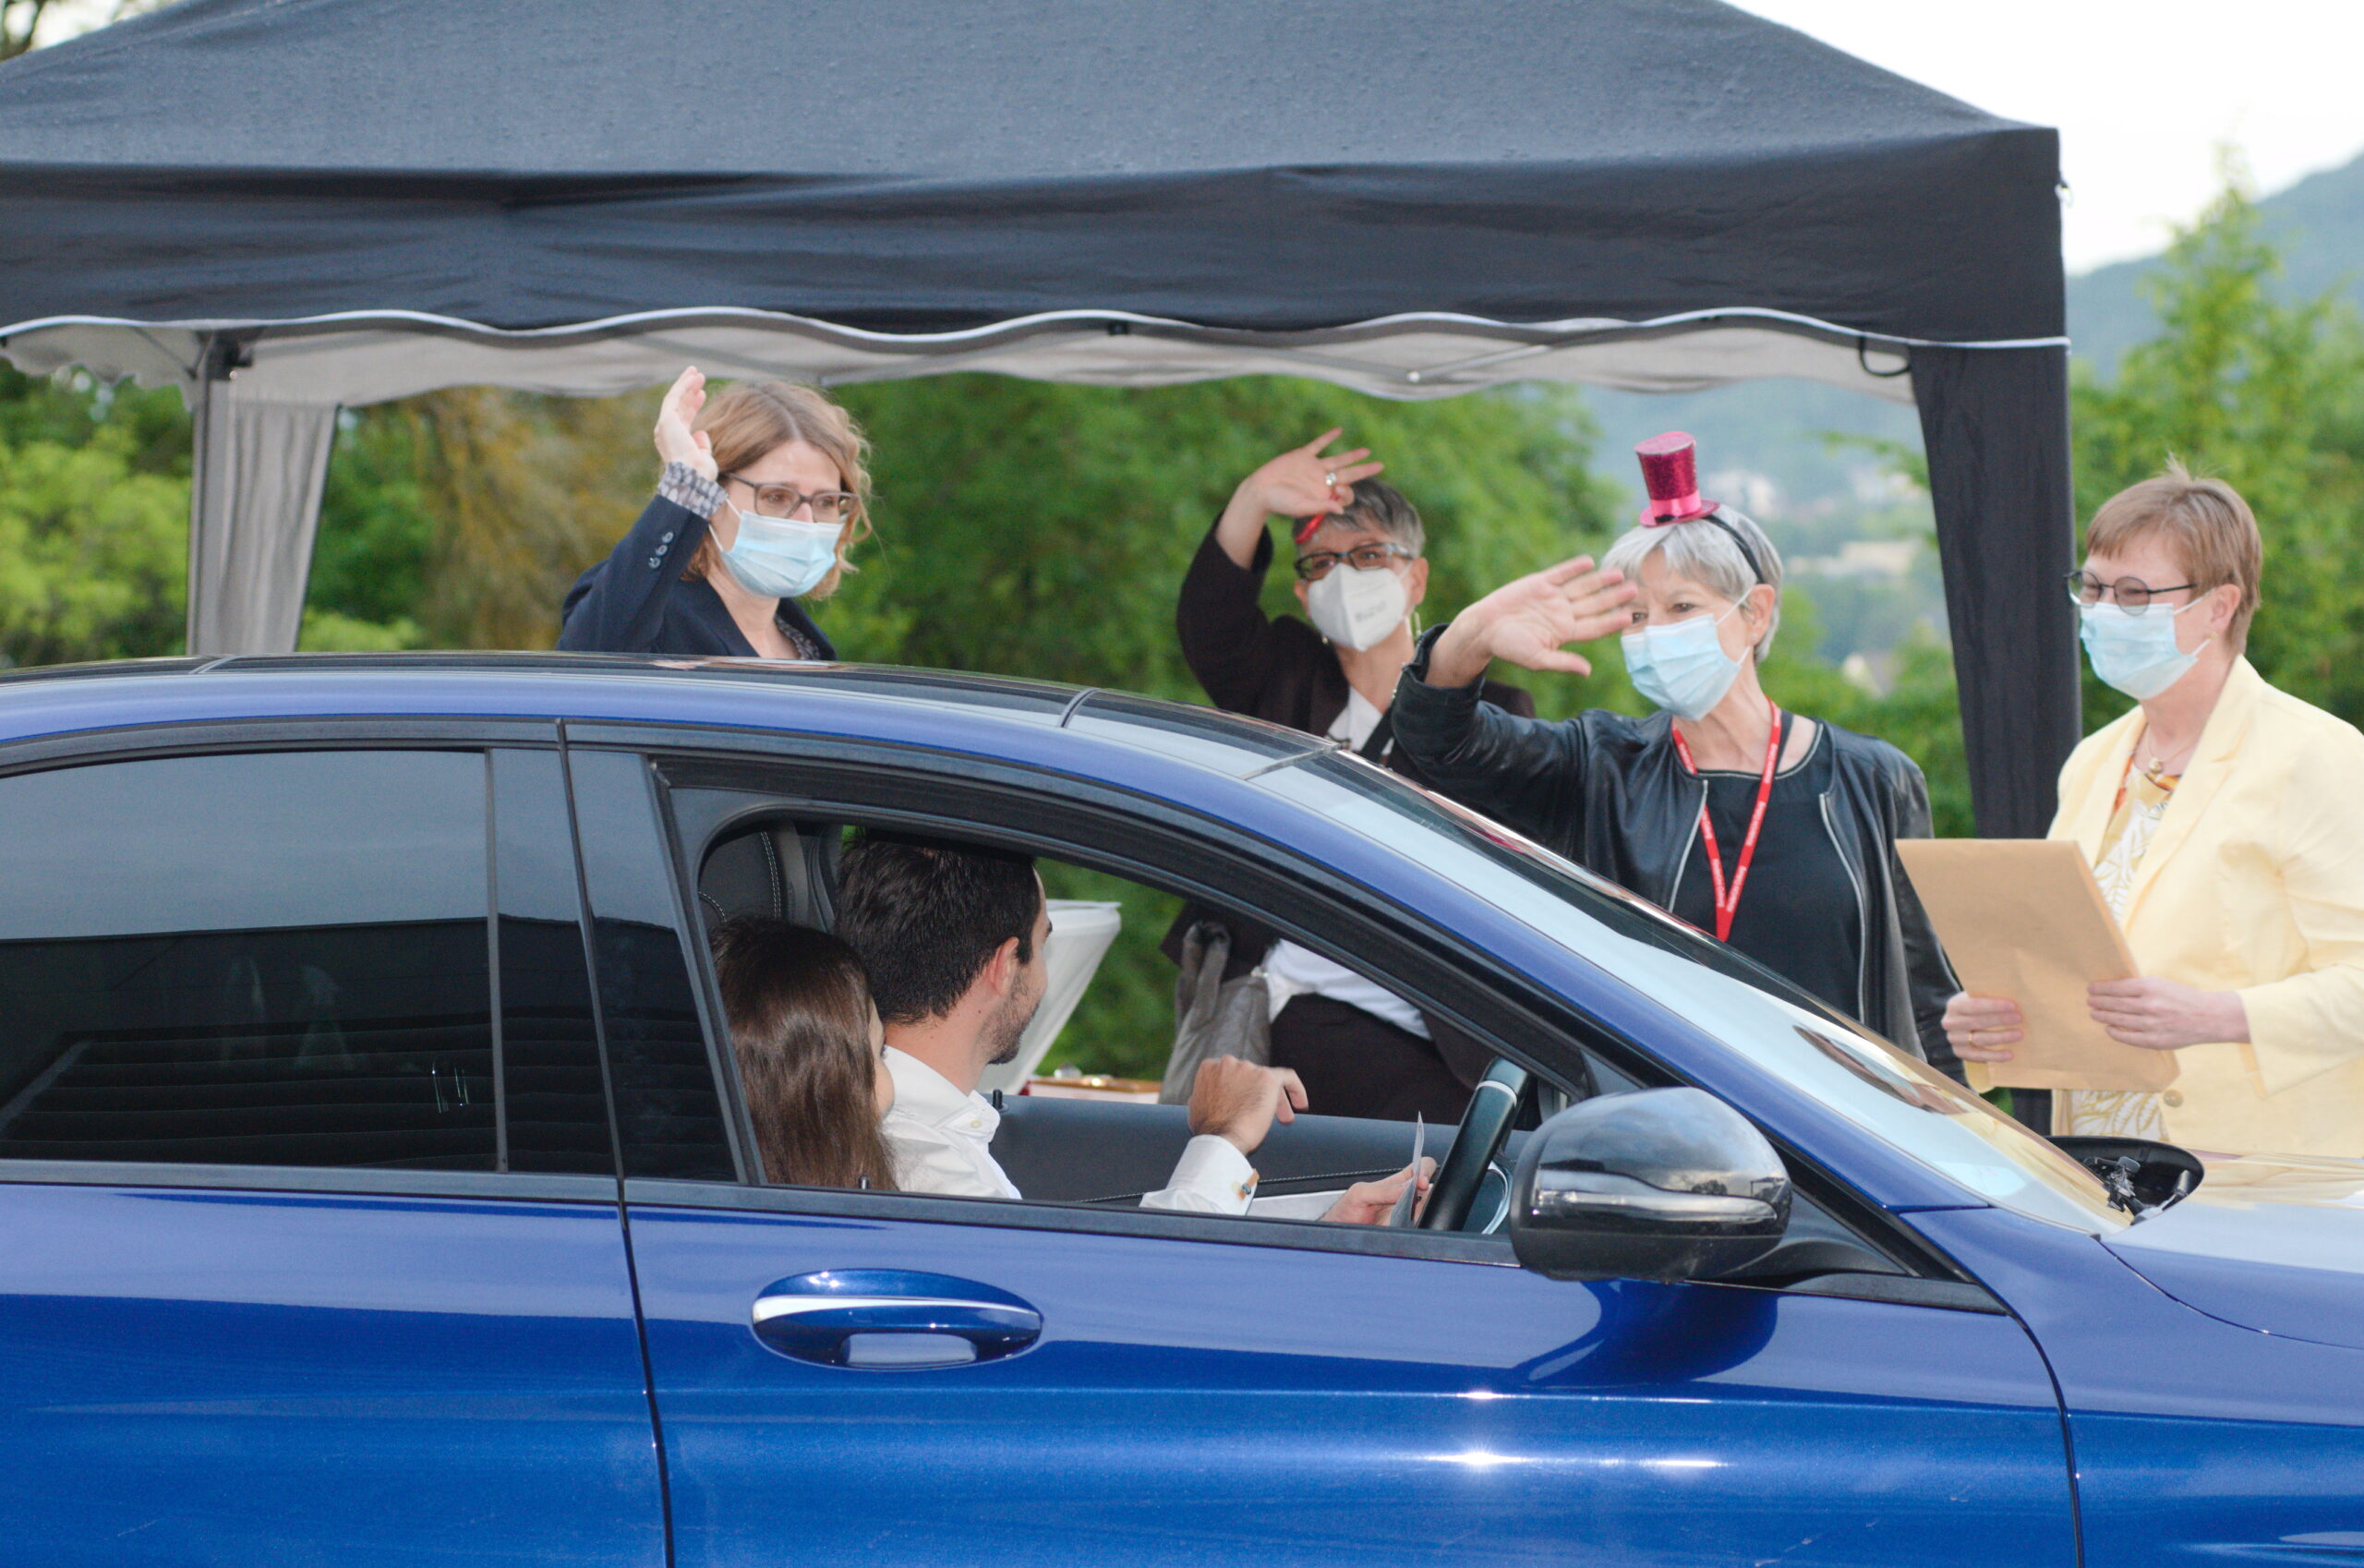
[664,790,1586,1230]
[0,750,534,1172]
[1257,750,2125,1232]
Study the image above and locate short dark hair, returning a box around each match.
[1299,477,1424,558]
[835,831,1041,1026]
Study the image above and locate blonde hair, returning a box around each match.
[2086,459,2261,650]
[685,380,874,599]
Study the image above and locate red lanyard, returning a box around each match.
[1670,700,1782,943]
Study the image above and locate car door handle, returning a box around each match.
[752,1270,1042,1369]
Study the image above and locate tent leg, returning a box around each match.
[187,372,338,657]
[1911,344,2080,839]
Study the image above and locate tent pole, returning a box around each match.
[1911,343,2081,839]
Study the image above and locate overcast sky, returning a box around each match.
[1732,0,2364,272]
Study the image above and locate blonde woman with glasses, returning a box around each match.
[1946,463,2364,1156]
[561,367,872,659]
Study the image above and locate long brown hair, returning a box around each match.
[685,380,874,599]
[709,918,898,1190]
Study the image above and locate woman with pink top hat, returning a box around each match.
[1389,432,1963,1076]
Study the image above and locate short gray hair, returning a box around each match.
[1302,479,1424,558]
[1600,509,1785,660]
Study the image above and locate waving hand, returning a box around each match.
[1427,556,1637,687]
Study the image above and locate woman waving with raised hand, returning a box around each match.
[1391,432,1964,1075]
[559,367,871,659]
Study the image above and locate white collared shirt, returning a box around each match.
[881,1047,1259,1213]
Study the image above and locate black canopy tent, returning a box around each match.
[0,0,2075,835]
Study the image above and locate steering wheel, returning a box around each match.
[1419,1059,1529,1231]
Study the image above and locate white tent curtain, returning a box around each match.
[186,375,337,657]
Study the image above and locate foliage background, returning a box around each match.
[2,182,2346,1075]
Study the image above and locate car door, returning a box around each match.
[0,741,663,1567]
[624,1191,2072,1568]
[571,743,2077,1568]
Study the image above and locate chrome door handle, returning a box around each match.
[752,1270,1042,1369]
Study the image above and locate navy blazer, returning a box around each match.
[558,464,837,659]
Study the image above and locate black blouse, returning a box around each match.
[1670,725,1863,1019]
[557,463,836,659]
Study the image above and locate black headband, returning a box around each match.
[1662,510,1767,586]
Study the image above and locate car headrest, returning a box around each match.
[698,822,839,934]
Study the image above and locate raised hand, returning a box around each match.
[1213,429,1386,566]
[1186,1057,1310,1156]
[654,366,718,482]
[1425,556,1638,687]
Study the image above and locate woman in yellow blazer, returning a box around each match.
[1947,464,2364,1156]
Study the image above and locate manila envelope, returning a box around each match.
[1896,838,2179,1092]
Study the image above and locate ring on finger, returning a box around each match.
[1323,471,1337,486]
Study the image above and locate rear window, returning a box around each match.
[0,750,540,1171]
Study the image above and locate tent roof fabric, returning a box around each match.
[0,0,2062,342]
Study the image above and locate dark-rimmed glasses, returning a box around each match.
[1294,542,1414,581]
[2065,570,2200,614]
[723,475,862,525]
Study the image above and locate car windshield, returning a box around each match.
[1258,748,2125,1233]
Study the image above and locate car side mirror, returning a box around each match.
[1507,1087,1791,1283]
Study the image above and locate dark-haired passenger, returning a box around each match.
[709,918,899,1190]
[837,831,1425,1223]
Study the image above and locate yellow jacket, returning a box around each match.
[2050,657,2364,1155]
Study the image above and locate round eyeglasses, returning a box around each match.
[2065,570,2200,614]
[724,475,862,525]
[1294,542,1414,581]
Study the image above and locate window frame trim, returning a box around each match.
[0,1160,620,1204]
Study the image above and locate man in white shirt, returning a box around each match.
[838,831,1420,1223]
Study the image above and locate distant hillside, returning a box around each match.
[1586,146,2364,520]
[2068,149,2364,375]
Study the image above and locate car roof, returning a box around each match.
[0,652,1333,779]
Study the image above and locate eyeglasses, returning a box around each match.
[2065,570,2201,614]
[1293,542,1414,581]
[724,475,862,525]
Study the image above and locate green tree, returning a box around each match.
[2072,178,2364,722]
[824,376,1619,709]
[0,367,189,666]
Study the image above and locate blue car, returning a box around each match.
[0,654,2356,1568]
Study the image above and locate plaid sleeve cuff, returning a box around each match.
[657,462,724,517]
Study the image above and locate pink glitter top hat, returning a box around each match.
[1635,431,1718,526]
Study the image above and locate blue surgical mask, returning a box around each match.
[1622,604,1745,720]
[720,503,842,600]
[2080,598,2210,700]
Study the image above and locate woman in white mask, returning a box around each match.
[1393,432,1962,1073]
[561,366,870,658]
[1946,464,2364,1156]
[1170,433,1538,1121]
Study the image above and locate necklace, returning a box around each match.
[2138,727,2193,782]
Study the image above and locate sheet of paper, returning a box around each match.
[1896,838,2179,1093]
[1389,1115,1426,1228]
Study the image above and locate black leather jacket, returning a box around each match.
[1392,630,1962,1076]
